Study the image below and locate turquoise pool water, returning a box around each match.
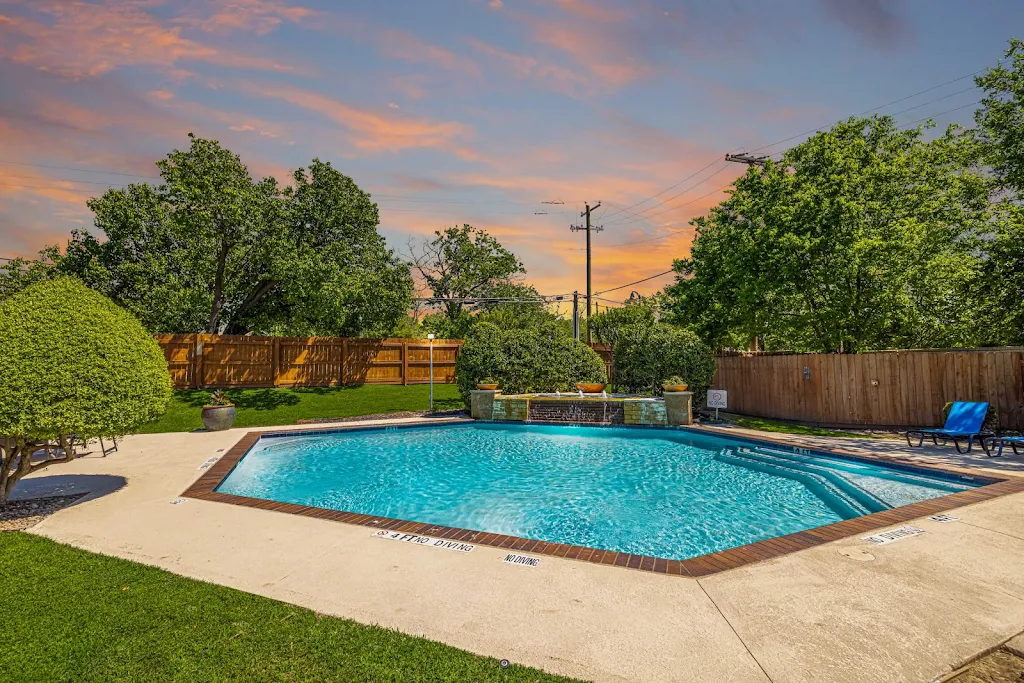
[216,423,978,561]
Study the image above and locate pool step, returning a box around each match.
[749,446,973,495]
[716,449,877,519]
[744,448,891,513]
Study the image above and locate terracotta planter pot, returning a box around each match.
[202,405,236,431]
[662,383,688,393]
[576,383,607,393]
[476,383,499,390]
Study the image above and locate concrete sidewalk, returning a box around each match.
[13,420,1024,683]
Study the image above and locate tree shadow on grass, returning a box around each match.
[433,397,463,411]
[175,389,300,411]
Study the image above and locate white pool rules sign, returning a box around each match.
[707,389,727,419]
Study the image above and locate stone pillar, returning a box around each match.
[663,391,693,426]
[469,390,498,420]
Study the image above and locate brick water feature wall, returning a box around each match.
[470,391,691,426]
[527,399,626,424]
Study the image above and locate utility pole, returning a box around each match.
[572,291,580,340]
[570,202,602,344]
[725,153,769,167]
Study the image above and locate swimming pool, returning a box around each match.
[212,422,981,563]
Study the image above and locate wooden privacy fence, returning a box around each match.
[156,334,462,389]
[712,348,1024,430]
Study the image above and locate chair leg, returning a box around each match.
[953,437,971,454]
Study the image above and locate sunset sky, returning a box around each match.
[1,0,1020,302]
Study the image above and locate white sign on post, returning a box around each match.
[707,389,727,420]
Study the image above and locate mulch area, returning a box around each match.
[297,409,468,424]
[0,495,84,532]
[944,647,1024,682]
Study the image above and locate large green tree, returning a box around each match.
[665,115,992,352]
[0,279,171,505]
[55,135,411,336]
[974,38,1024,344]
[410,224,525,323]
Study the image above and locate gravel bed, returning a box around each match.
[0,495,84,532]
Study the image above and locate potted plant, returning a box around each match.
[476,377,499,390]
[201,390,236,431]
[576,382,608,393]
[662,375,688,393]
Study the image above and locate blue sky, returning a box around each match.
[0,0,1020,298]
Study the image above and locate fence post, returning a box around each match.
[195,334,206,390]
[402,340,409,386]
[341,337,348,386]
[272,337,281,387]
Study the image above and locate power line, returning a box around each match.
[601,154,732,221]
[597,67,991,232]
[603,163,733,226]
[0,174,134,187]
[595,268,676,295]
[897,99,983,129]
[0,159,159,179]
[749,67,986,155]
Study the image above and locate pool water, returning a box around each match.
[216,423,977,561]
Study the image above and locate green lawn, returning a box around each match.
[723,413,886,439]
[138,384,464,433]
[0,532,579,683]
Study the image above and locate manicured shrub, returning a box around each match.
[0,278,172,504]
[455,322,606,403]
[613,323,715,401]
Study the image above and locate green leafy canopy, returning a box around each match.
[19,135,413,337]
[0,278,171,439]
[454,322,606,403]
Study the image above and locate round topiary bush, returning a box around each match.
[613,323,715,401]
[0,278,172,504]
[455,322,606,403]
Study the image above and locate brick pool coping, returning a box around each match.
[181,422,1024,578]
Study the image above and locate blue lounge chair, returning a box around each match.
[984,435,1024,458]
[905,401,990,454]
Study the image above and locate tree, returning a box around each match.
[410,224,525,322]
[0,247,61,302]
[58,135,412,336]
[588,298,659,387]
[0,279,171,505]
[454,321,606,403]
[664,115,992,352]
[975,38,1024,195]
[612,323,715,401]
[974,39,1024,345]
[235,160,413,336]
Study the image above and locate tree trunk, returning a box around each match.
[0,436,76,506]
[207,239,230,334]
[224,278,279,334]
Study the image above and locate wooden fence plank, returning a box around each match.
[710,348,1024,430]
[157,335,462,390]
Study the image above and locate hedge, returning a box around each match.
[612,323,715,401]
[455,322,606,403]
[0,277,172,440]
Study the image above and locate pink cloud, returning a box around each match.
[468,38,589,90]
[245,83,475,154]
[377,28,481,78]
[0,0,301,79]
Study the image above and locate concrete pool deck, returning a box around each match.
[13,417,1024,683]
